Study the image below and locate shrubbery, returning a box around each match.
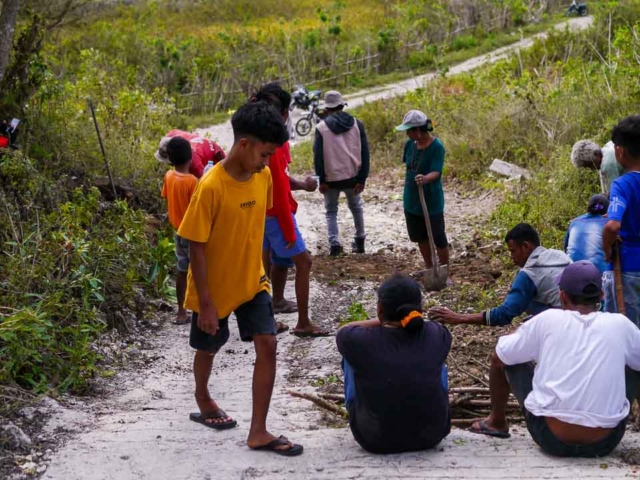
[345,2,640,246]
[45,0,565,115]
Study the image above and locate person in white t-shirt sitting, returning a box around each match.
[469,260,640,457]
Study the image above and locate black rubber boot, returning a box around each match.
[329,245,344,257]
[352,237,365,254]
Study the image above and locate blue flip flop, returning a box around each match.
[469,420,511,439]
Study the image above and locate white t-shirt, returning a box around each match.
[496,309,640,428]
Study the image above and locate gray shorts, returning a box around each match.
[189,291,276,353]
[175,234,189,272]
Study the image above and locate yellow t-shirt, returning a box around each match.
[177,163,273,318]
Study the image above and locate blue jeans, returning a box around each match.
[603,271,640,328]
[343,359,448,409]
[323,188,365,247]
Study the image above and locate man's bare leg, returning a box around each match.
[290,252,327,335]
[246,335,296,451]
[176,271,189,324]
[471,353,510,434]
[271,265,297,312]
[194,350,233,426]
[418,240,434,269]
[436,246,450,266]
[264,249,297,313]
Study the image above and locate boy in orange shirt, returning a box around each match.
[161,137,198,325]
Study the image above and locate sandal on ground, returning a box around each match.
[174,317,191,326]
[189,410,237,430]
[250,435,304,457]
[276,321,289,334]
[273,300,298,314]
[468,420,511,439]
[291,329,332,338]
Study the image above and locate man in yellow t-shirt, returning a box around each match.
[178,102,303,457]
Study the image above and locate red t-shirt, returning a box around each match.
[267,143,298,243]
[165,130,226,178]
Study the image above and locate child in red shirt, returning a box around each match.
[254,83,330,337]
[161,137,198,324]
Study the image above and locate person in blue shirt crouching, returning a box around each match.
[564,194,609,274]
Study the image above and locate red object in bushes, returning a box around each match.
[0,136,8,148]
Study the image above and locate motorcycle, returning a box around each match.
[566,2,588,16]
[295,102,327,137]
[290,85,322,111]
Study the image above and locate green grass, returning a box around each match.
[187,12,570,129]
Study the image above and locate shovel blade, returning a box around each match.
[422,265,449,292]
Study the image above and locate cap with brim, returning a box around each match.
[324,91,346,109]
[396,109,429,131]
[556,260,603,297]
[155,137,171,163]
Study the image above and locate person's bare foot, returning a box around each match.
[247,431,302,455]
[291,322,332,338]
[175,309,190,325]
[469,416,510,438]
[273,299,298,314]
[194,396,234,426]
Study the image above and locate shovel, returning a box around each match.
[418,185,448,291]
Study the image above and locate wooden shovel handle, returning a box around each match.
[418,186,439,269]
[613,241,626,316]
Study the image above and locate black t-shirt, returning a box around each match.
[336,322,452,454]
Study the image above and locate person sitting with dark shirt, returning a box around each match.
[336,274,451,454]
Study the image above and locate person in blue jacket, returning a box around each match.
[430,223,571,326]
[564,194,609,274]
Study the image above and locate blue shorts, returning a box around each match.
[263,214,307,268]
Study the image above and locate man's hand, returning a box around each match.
[303,176,318,192]
[286,240,296,249]
[319,183,329,194]
[354,183,365,195]
[428,307,463,324]
[198,300,220,335]
[415,174,426,186]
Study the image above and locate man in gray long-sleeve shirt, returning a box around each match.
[430,223,571,326]
[314,91,370,256]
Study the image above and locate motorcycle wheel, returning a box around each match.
[580,8,588,16]
[296,117,313,137]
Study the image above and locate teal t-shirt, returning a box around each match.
[403,138,445,216]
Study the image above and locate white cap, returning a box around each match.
[395,110,429,131]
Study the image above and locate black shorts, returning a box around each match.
[404,211,448,248]
[189,290,276,353]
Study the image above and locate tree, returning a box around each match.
[0,0,21,85]
[0,0,91,110]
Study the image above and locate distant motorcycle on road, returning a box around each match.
[566,1,588,16]
[295,102,327,137]
[290,85,322,112]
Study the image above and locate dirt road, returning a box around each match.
[41,178,640,479]
[38,14,640,479]
[196,16,593,152]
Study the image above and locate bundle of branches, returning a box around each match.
[288,357,524,427]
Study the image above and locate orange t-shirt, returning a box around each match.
[161,170,198,229]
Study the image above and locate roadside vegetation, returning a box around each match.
[310,1,640,249]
